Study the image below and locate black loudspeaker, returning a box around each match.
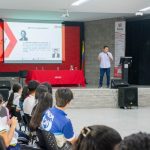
[0,81,11,90]
[118,87,138,108]
[111,79,129,89]
[0,89,9,101]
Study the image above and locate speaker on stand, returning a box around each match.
[118,87,138,108]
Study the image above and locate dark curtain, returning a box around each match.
[126,20,150,85]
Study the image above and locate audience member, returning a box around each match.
[23,80,39,116]
[41,82,52,94]
[119,132,150,150]
[73,125,122,150]
[7,83,22,114]
[31,84,49,115]
[1,92,30,150]
[30,92,53,131]
[0,135,6,150]
[0,117,19,150]
[41,88,76,148]
[35,84,48,101]
[0,94,9,122]
[0,94,19,149]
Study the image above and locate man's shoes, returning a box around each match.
[98,85,110,88]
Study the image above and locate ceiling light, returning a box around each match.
[139,7,150,12]
[61,9,70,18]
[135,11,143,16]
[72,0,90,6]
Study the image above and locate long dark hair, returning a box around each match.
[7,83,22,109]
[30,92,53,131]
[0,94,3,104]
[73,125,122,150]
[19,85,29,102]
[41,82,52,94]
[35,84,48,101]
[0,136,6,150]
[119,132,150,150]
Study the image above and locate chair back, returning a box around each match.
[0,88,9,102]
[36,128,46,149]
[10,105,17,117]
[24,113,31,126]
[37,128,59,150]
[24,113,31,132]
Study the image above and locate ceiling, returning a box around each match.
[0,0,150,21]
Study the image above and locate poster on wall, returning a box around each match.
[4,21,62,64]
[115,21,126,66]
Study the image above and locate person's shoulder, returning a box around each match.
[42,108,54,123]
[0,106,7,117]
[99,51,104,55]
[0,128,7,133]
[28,95,35,100]
[108,52,113,56]
[63,117,73,130]
[24,95,30,100]
[23,97,29,103]
[0,115,8,132]
[63,114,71,124]
[14,93,20,99]
[23,96,33,104]
[44,107,53,116]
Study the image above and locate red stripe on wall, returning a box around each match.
[0,22,3,62]
[62,25,65,62]
[4,22,17,58]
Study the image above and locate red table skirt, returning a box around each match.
[26,70,85,87]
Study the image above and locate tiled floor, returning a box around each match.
[66,107,150,138]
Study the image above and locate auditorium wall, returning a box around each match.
[0,18,123,87]
[84,18,121,86]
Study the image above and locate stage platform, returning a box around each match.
[0,77,150,108]
[52,87,150,108]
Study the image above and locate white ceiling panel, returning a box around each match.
[0,0,149,21]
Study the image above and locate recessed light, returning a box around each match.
[135,11,143,16]
[139,7,150,12]
[72,0,90,6]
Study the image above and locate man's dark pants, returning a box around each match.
[99,68,110,87]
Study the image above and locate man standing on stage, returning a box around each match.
[98,46,113,88]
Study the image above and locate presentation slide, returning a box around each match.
[4,21,62,63]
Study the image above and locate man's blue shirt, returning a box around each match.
[41,106,75,140]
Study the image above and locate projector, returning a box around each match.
[135,11,143,16]
[62,13,70,18]
[61,9,70,18]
